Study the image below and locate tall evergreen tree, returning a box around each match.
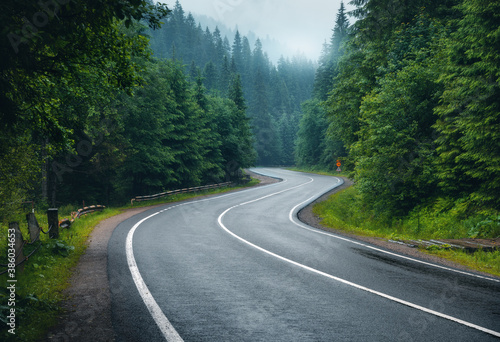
[203,61,218,92]
[313,1,349,100]
[295,99,328,167]
[232,30,244,72]
[434,0,500,209]
[228,74,246,112]
[144,1,316,166]
[218,55,231,96]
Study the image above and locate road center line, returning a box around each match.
[217,178,500,339]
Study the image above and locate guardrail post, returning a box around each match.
[47,208,59,239]
[26,212,40,243]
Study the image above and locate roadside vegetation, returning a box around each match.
[293,0,499,278]
[1,0,499,337]
[306,173,500,277]
[0,179,258,341]
[289,167,499,277]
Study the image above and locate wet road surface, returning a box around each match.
[108,168,500,341]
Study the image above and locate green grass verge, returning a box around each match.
[0,208,121,341]
[287,166,348,178]
[0,179,259,341]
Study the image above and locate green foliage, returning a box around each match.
[0,141,41,222]
[0,208,119,341]
[45,239,75,257]
[424,249,500,278]
[313,1,350,101]
[352,40,442,215]
[466,215,500,239]
[303,0,499,245]
[0,1,170,216]
[314,185,499,241]
[311,1,499,218]
[295,99,328,167]
[297,3,351,169]
[434,0,500,209]
[210,95,255,174]
[1,11,258,207]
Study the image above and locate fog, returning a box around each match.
[166,0,355,62]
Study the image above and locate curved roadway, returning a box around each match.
[108,168,500,341]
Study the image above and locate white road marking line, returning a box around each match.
[288,192,500,284]
[259,168,499,283]
[217,178,500,339]
[127,210,184,342]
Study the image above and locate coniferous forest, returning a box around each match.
[296,0,500,225]
[0,0,315,218]
[1,0,499,228]
[147,1,315,166]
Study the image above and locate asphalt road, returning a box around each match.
[108,168,500,341]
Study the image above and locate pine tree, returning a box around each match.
[218,55,231,97]
[313,1,349,100]
[228,74,246,112]
[331,1,350,56]
[203,61,218,92]
[213,27,226,67]
[434,0,500,209]
[232,30,244,72]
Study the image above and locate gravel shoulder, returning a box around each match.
[44,206,157,341]
[44,171,497,341]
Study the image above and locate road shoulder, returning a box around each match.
[298,176,500,280]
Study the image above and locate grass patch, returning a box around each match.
[423,249,500,278]
[287,167,348,178]
[0,208,120,341]
[0,178,259,341]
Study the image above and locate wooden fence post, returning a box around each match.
[47,208,59,239]
[26,212,40,243]
[9,222,25,272]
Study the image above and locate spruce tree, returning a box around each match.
[232,30,244,72]
[313,1,349,100]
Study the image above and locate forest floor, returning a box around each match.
[44,170,498,341]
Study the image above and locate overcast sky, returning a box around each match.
[166,0,355,62]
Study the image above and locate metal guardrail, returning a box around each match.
[72,204,107,219]
[57,205,107,228]
[130,182,234,205]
